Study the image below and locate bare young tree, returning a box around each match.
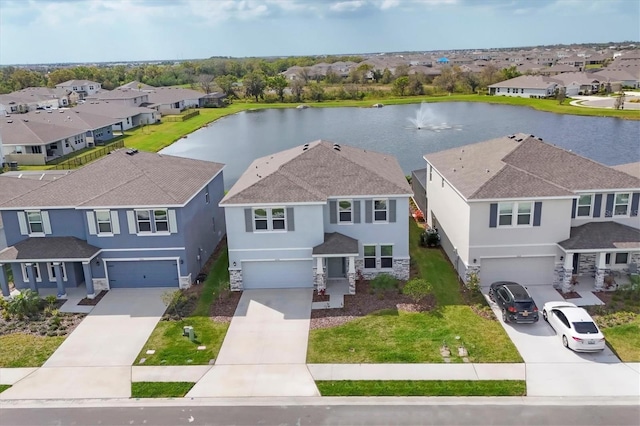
[197,74,215,94]
[614,90,626,110]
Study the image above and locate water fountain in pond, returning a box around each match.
[407,102,461,132]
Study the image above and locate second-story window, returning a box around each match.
[136,210,152,233]
[254,208,268,230]
[577,194,593,217]
[517,202,532,225]
[374,199,388,222]
[498,203,513,226]
[253,208,286,231]
[96,210,112,233]
[272,208,285,230]
[154,209,169,232]
[339,200,352,223]
[614,193,630,216]
[27,211,44,234]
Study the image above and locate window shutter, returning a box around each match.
[329,200,337,224]
[42,211,52,234]
[168,210,177,233]
[111,211,120,234]
[631,193,639,217]
[287,207,295,231]
[365,200,372,223]
[86,211,97,235]
[353,200,361,224]
[571,199,577,218]
[17,212,28,235]
[389,199,396,223]
[244,208,252,232]
[593,194,602,218]
[489,203,497,228]
[127,211,136,234]
[605,193,614,217]
[533,202,542,226]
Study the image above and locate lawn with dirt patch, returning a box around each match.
[316,380,526,396]
[307,220,522,364]
[131,382,195,398]
[134,240,239,366]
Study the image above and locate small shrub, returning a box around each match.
[466,272,481,293]
[44,295,58,307]
[370,274,398,293]
[7,290,41,319]
[402,278,433,303]
[162,290,188,320]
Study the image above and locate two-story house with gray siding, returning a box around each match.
[0,149,225,299]
[419,133,639,294]
[220,140,412,294]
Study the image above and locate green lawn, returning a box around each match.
[602,316,640,362]
[316,380,526,396]
[134,249,231,366]
[0,385,11,393]
[307,221,522,364]
[0,334,65,367]
[131,382,194,398]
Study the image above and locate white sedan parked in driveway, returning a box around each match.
[542,301,606,352]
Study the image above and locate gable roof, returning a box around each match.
[0,149,224,209]
[559,222,640,250]
[146,87,208,106]
[55,80,100,88]
[612,162,640,179]
[74,102,157,119]
[221,140,412,205]
[488,75,559,89]
[0,116,84,146]
[21,109,119,131]
[0,176,48,205]
[424,134,640,200]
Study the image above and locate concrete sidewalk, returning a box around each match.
[308,363,525,380]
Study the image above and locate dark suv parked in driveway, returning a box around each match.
[488,281,539,323]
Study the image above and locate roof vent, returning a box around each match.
[333,146,341,151]
[47,110,53,113]
[515,138,523,142]
[23,119,28,122]
[537,137,543,141]
[6,120,12,123]
[333,143,341,149]
[486,169,490,173]
[508,134,516,139]
[125,148,139,156]
[302,146,308,151]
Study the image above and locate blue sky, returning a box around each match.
[0,0,638,65]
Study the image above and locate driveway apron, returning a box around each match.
[187,288,319,397]
[1,288,167,400]
[484,286,640,397]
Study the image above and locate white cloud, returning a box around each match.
[329,1,366,13]
[379,0,400,10]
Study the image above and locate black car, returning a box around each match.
[488,281,539,323]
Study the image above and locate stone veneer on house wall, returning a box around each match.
[578,253,596,276]
[464,265,481,286]
[553,262,564,289]
[179,274,192,290]
[229,269,242,291]
[93,278,108,292]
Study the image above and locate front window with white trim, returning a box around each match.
[154,209,169,232]
[517,202,532,225]
[498,203,513,226]
[339,200,352,223]
[374,199,388,222]
[364,245,376,269]
[615,252,629,264]
[614,193,630,216]
[95,210,112,234]
[577,194,593,217]
[21,263,41,282]
[498,202,532,227]
[26,210,44,234]
[380,245,393,268]
[253,207,287,232]
[47,263,67,282]
[136,210,152,233]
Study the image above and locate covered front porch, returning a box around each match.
[556,222,640,293]
[312,232,359,295]
[0,236,102,300]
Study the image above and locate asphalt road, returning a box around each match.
[2,404,639,426]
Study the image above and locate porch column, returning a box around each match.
[53,262,66,299]
[25,263,38,294]
[0,264,10,298]
[315,257,326,291]
[83,261,96,299]
[594,252,607,292]
[347,256,356,295]
[561,254,574,293]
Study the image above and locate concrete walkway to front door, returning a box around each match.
[1,288,167,400]
[187,288,319,397]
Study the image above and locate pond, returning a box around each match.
[160,102,640,189]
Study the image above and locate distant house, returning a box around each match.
[87,89,150,107]
[220,140,412,294]
[55,80,102,100]
[145,87,224,113]
[593,69,640,89]
[550,72,602,96]
[0,149,226,299]
[74,102,159,131]
[488,75,559,98]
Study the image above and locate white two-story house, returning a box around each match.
[420,133,639,293]
[220,140,412,294]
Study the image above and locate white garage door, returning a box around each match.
[480,257,555,287]
[242,260,313,289]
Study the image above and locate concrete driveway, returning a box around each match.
[187,288,319,397]
[1,288,167,400]
[484,285,640,397]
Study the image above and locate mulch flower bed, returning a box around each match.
[556,288,581,299]
[210,291,242,323]
[312,290,330,302]
[309,280,436,329]
[77,290,108,306]
[0,300,86,337]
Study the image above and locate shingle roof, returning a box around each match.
[0,176,48,205]
[312,233,359,255]
[612,162,640,179]
[559,222,640,250]
[74,102,157,119]
[0,117,84,146]
[0,149,224,208]
[425,134,640,200]
[0,237,101,261]
[56,80,100,88]
[221,140,412,205]
[488,75,559,89]
[146,87,207,106]
[22,109,119,131]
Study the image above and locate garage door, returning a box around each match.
[480,257,555,287]
[107,260,179,288]
[242,260,313,289]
